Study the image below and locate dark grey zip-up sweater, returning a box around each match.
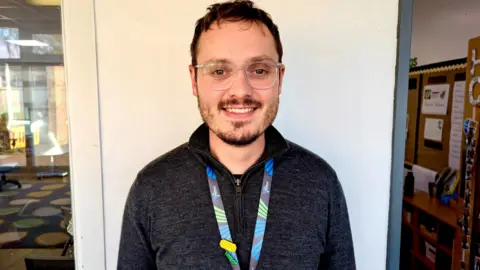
[118,124,356,269]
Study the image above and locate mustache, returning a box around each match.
[218,97,262,110]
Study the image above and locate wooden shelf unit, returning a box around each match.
[401,192,458,270]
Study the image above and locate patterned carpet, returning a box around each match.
[0,182,71,249]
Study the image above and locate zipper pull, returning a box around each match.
[235,178,242,194]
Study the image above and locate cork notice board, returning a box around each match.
[405,74,420,164]
[454,35,480,270]
[416,69,466,172]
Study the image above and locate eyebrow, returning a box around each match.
[249,55,276,62]
[202,54,276,65]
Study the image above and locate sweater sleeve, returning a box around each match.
[319,173,356,270]
[117,178,156,270]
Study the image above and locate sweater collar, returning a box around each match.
[187,122,289,162]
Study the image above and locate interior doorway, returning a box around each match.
[390,0,480,269]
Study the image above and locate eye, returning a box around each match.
[248,62,273,77]
[255,69,267,75]
[207,64,231,77]
[213,69,225,76]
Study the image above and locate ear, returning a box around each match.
[189,65,198,97]
[278,65,286,95]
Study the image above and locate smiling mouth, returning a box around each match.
[222,106,259,120]
[223,107,257,113]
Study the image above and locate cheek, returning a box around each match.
[198,87,223,107]
[259,91,278,107]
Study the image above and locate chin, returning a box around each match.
[228,119,261,133]
[213,123,264,147]
[218,131,261,147]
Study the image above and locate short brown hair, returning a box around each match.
[190,0,283,66]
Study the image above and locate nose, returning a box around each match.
[226,69,253,97]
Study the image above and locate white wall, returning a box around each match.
[411,0,480,65]
[88,0,400,269]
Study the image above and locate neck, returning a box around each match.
[209,131,265,175]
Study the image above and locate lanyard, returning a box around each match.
[206,159,274,270]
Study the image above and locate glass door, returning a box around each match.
[0,2,73,269]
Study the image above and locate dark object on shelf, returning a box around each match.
[0,163,21,192]
[436,248,452,270]
[428,182,435,197]
[24,256,74,270]
[404,171,415,198]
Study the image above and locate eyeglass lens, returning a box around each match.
[200,61,279,91]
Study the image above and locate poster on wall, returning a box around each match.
[424,118,444,142]
[421,84,450,115]
[449,81,466,170]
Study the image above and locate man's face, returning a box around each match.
[189,21,285,146]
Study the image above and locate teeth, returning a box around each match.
[225,108,254,114]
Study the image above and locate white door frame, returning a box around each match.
[62,0,106,269]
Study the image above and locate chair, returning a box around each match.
[0,163,21,192]
[24,255,75,270]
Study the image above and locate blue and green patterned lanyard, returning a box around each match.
[206,159,274,270]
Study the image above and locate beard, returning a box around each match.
[198,95,279,147]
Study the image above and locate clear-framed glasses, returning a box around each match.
[195,60,283,91]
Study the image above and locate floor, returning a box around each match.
[0,175,71,270]
[0,248,63,270]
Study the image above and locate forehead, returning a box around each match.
[196,21,278,64]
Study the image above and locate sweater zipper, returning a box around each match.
[235,177,243,234]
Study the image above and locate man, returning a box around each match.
[118,1,355,269]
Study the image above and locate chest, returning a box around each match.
[148,173,328,269]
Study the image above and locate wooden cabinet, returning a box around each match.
[401,192,459,270]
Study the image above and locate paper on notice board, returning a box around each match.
[449,81,465,170]
[421,84,450,115]
[424,118,444,142]
[412,165,436,192]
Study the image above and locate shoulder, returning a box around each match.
[284,140,338,180]
[127,143,193,201]
[136,143,191,181]
[282,140,344,195]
